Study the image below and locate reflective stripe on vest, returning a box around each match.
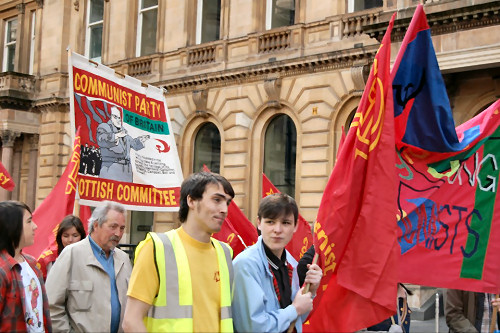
[151,232,193,319]
[143,230,234,332]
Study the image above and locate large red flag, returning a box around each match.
[262,173,312,260]
[337,125,346,159]
[305,14,398,332]
[24,128,82,258]
[0,160,15,191]
[202,165,258,257]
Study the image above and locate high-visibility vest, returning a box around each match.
[135,229,234,332]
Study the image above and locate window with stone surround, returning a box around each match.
[264,114,296,197]
[196,0,221,44]
[29,11,35,75]
[136,0,158,57]
[347,0,382,13]
[85,0,104,62]
[266,0,295,30]
[3,18,17,72]
[193,122,221,173]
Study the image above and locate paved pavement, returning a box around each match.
[411,315,448,332]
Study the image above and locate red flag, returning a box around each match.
[0,160,15,191]
[305,14,398,332]
[79,204,91,233]
[337,125,346,159]
[262,173,313,260]
[24,128,82,258]
[214,210,250,257]
[202,165,258,257]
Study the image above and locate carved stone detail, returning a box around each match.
[192,89,209,118]
[1,130,21,148]
[35,0,44,8]
[16,3,25,14]
[263,75,282,108]
[351,65,369,91]
[29,134,40,150]
[74,0,79,11]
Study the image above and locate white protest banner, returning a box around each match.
[69,52,183,211]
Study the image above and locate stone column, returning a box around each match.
[0,130,21,201]
[11,141,23,201]
[26,134,39,210]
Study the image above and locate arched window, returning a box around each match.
[193,122,221,173]
[264,114,296,196]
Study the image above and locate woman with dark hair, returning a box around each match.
[0,200,52,332]
[37,215,86,280]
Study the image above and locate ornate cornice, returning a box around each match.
[33,97,69,113]
[364,1,500,42]
[159,46,378,94]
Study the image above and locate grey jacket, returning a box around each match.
[445,289,480,333]
[45,237,132,332]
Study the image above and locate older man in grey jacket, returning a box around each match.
[46,201,132,333]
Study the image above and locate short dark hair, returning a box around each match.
[56,215,87,254]
[258,193,298,225]
[178,172,235,223]
[0,201,32,257]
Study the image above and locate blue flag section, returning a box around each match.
[391,5,478,153]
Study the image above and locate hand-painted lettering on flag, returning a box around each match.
[313,221,336,277]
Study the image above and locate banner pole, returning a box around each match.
[490,294,498,333]
[435,292,440,333]
[286,253,319,333]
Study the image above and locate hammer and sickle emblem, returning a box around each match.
[155,139,170,153]
[351,59,385,160]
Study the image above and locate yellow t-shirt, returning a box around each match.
[128,227,221,332]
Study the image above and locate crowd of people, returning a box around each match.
[1,171,499,332]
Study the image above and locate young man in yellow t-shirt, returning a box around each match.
[122,172,235,332]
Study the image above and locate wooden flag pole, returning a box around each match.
[490,294,499,333]
[287,253,319,333]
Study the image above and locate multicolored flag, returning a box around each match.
[262,173,312,260]
[393,5,500,293]
[305,13,398,332]
[0,160,15,191]
[203,165,258,257]
[24,127,83,258]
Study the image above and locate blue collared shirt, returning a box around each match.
[88,235,121,333]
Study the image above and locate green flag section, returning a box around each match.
[123,109,170,135]
[461,127,500,280]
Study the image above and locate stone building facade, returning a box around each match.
[0,0,499,252]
